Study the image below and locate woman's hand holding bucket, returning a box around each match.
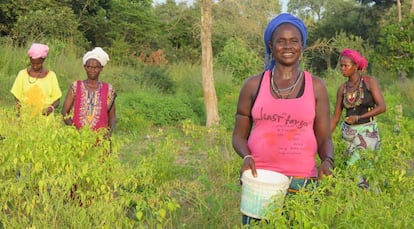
[240,155,257,185]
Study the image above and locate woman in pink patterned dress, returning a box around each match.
[61,47,116,138]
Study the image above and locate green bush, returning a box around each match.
[0,108,180,228]
[216,37,262,84]
[375,14,414,77]
[140,66,176,94]
[118,91,201,127]
[12,7,86,47]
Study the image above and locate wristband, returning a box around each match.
[243,155,253,160]
[49,105,55,112]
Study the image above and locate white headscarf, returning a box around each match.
[82,47,110,66]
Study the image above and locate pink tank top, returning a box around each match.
[247,70,317,177]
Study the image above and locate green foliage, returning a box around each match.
[212,0,281,60]
[375,14,414,77]
[154,0,201,63]
[217,37,262,84]
[140,66,176,94]
[1,39,414,228]
[71,0,112,47]
[306,31,367,73]
[105,0,161,52]
[217,84,238,131]
[331,31,367,57]
[0,108,180,228]
[288,0,329,21]
[11,6,86,46]
[118,91,201,127]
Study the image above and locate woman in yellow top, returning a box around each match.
[10,43,62,116]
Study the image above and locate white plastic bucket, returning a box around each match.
[240,169,289,219]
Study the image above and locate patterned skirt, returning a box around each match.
[341,121,380,165]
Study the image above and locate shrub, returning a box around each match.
[140,66,176,94]
[216,37,262,84]
[0,107,180,228]
[118,92,201,127]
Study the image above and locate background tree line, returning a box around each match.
[1,0,414,78]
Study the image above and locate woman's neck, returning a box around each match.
[85,79,100,90]
[86,78,99,84]
[273,66,300,80]
[348,73,361,84]
[28,67,45,78]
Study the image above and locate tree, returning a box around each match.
[412,0,414,13]
[71,0,112,47]
[213,0,281,58]
[375,14,414,77]
[106,0,158,48]
[154,0,201,63]
[201,0,219,126]
[288,0,328,21]
[216,37,261,83]
[397,0,402,21]
[0,0,84,45]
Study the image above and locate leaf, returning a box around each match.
[136,211,143,221]
[158,208,167,219]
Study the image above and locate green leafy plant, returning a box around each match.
[216,37,262,84]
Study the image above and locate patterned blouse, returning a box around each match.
[70,80,116,130]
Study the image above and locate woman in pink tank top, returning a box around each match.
[232,13,334,225]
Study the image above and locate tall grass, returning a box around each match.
[1,42,413,228]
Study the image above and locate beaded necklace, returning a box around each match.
[270,71,303,99]
[27,69,42,84]
[28,76,39,84]
[85,80,101,122]
[343,76,364,109]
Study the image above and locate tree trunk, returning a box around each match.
[201,0,220,126]
[397,0,402,22]
[411,0,414,13]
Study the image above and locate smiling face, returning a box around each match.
[84,59,103,80]
[269,23,303,66]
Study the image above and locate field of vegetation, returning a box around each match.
[1,42,414,228]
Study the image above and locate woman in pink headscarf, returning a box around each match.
[10,43,62,116]
[330,49,386,188]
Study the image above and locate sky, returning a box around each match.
[153,0,289,12]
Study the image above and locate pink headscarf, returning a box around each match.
[27,43,49,59]
[341,49,368,71]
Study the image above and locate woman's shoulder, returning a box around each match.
[100,81,114,87]
[18,68,28,73]
[70,80,83,89]
[100,82,116,93]
[16,69,28,77]
[307,72,326,88]
[362,75,380,90]
[243,72,266,88]
[45,70,57,78]
[362,75,378,83]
